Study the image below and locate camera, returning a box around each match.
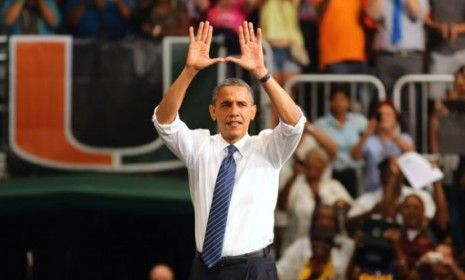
[354,219,399,271]
[428,252,444,263]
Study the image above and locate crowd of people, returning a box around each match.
[2,0,465,100]
[273,74,465,278]
[3,0,465,279]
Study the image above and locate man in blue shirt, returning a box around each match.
[315,85,367,197]
[64,0,132,40]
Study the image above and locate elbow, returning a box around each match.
[282,112,302,127]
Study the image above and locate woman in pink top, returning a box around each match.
[206,0,258,53]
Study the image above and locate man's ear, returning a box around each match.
[250,104,257,120]
[209,104,216,121]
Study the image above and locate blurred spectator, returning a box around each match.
[0,0,61,34]
[299,230,336,280]
[315,84,368,197]
[149,263,174,280]
[181,0,209,25]
[428,66,465,187]
[260,0,308,86]
[206,0,257,54]
[277,205,355,280]
[311,0,367,73]
[278,121,338,194]
[429,65,465,258]
[279,121,338,188]
[351,100,415,192]
[385,194,435,279]
[298,0,319,73]
[134,0,189,39]
[64,0,133,40]
[426,0,465,101]
[278,148,353,252]
[416,243,465,280]
[348,157,436,223]
[366,0,429,96]
[274,121,337,257]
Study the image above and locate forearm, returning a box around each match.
[365,0,383,20]
[4,2,23,26]
[381,179,399,219]
[156,66,198,124]
[424,16,441,31]
[405,0,421,20]
[307,124,337,159]
[257,69,301,126]
[350,134,368,160]
[38,0,58,27]
[450,263,465,280]
[432,181,449,230]
[393,135,415,152]
[454,22,465,35]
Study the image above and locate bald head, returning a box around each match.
[149,264,174,280]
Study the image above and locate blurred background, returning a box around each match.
[1,0,465,279]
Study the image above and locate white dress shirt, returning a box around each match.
[153,107,305,256]
[277,235,355,280]
[282,175,354,251]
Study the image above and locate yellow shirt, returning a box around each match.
[260,0,305,47]
[298,258,334,280]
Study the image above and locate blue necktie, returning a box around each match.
[202,145,238,268]
[391,0,402,45]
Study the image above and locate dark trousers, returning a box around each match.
[375,51,423,98]
[189,249,278,280]
[332,168,358,198]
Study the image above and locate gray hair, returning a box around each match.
[305,148,330,166]
[211,78,254,104]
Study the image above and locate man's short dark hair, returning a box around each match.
[212,78,254,104]
[329,83,350,101]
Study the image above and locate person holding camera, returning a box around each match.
[0,0,60,34]
[415,243,465,280]
[351,100,415,193]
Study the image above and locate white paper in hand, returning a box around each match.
[396,152,443,189]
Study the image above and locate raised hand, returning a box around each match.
[186,21,224,71]
[225,21,267,79]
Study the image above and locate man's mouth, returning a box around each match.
[226,120,242,128]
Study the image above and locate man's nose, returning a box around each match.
[229,104,240,115]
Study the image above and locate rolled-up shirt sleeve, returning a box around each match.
[267,110,306,168]
[152,106,202,165]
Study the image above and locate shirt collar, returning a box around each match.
[327,113,338,126]
[218,134,250,157]
[328,112,353,128]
